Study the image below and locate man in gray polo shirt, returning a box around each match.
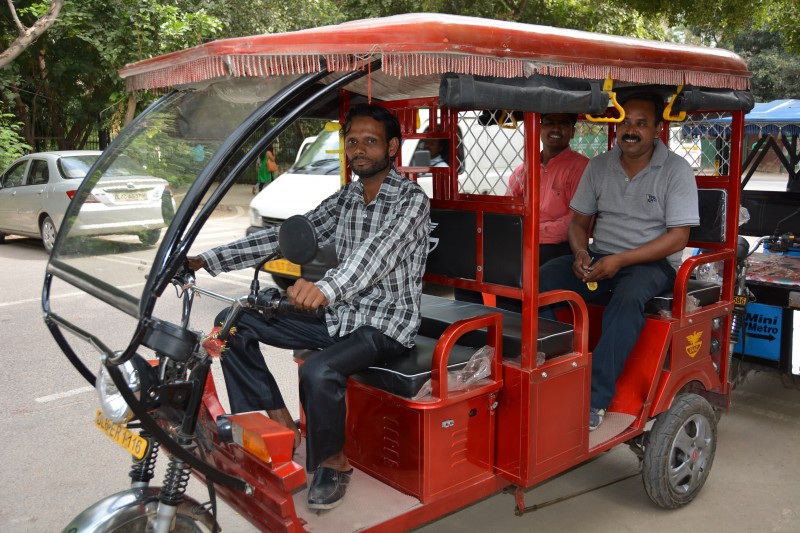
[539,93,699,431]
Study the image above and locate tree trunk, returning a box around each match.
[0,0,65,69]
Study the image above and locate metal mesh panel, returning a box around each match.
[456,111,524,196]
[670,112,733,176]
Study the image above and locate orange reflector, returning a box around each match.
[227,412,295,464]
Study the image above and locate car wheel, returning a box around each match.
[0,231,6,244]
[271,275,295,290]
[40,216,57,253]
[139,229,161,246]
[642,393,717,509]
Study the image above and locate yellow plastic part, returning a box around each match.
[586,77,625,123]
[323,121,346,186]
[498,110,518,129]
[663,85,687,122]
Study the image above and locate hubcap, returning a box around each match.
[42,220,56,251]
[668,413,712,494]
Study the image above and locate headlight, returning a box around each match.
[97,359,141,423]
[249,207,262,228]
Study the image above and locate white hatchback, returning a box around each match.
[0,150,174,252]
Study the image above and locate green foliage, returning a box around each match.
[732,28,800,102]
[0,113,31,169]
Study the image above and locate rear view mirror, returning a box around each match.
[279,215,318,264]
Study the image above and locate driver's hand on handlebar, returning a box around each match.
[287,279,328,310]
[186,255,206,271]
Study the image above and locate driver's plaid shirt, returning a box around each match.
[199,168,431,347]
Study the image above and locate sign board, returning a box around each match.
[734,302,782,361]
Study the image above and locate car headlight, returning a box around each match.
[249,207,262,228]
[97,357,145,423]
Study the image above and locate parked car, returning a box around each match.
[0,151,174,252]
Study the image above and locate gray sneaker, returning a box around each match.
[589,407,606,431]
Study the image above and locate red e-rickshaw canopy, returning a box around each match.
[119,14,750,93]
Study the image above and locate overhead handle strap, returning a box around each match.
[586,77,625,123]
[664,85,687,121]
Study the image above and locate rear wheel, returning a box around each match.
[642,393,717,509]
[40,216,57,253]
[139,229,161,246]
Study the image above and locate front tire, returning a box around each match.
[40,215,57,253]
[642,393,717,509]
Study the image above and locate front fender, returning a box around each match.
[63,486,216,532]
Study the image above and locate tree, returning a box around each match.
[732,28,800,102]
[0,0,64,69]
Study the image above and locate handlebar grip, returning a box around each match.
[276,296,325,318]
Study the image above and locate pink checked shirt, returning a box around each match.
[506,148,589,244]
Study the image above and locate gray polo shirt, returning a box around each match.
[570,140,699,271]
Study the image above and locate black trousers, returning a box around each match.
[215,308,408,470]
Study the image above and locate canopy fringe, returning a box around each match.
[124,51,751,92]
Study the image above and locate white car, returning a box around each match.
[0,150,174,252]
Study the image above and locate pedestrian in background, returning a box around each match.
[254,145,279,194]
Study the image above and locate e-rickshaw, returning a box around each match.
[43,14,755,532]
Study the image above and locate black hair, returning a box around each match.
[618,92,664,124]
[541,113,579,126]
[343,104,402,143]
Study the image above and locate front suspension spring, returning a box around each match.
[160,456,192,506]
[129,431,159,484]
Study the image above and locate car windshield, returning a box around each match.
[290,128,340,174]
[47,88,262,316]
[58,155,99,179]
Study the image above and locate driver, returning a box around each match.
[186,104,431,510]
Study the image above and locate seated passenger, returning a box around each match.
[538,94,699,431]
[455,112,588,311]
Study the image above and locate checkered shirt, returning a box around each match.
[199,168,431,347]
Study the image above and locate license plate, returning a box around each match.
[95,409,149,460]
[264,259,301,277]
[115,191,147,202]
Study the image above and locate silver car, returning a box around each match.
[0,151,174,252]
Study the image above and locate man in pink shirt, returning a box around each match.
[506,113,589,265]
[456,113,588,312]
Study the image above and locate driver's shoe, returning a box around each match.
[307,467,353,510]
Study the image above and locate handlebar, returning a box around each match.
[170,269,324,351]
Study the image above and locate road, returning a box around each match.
[0,198,799,532]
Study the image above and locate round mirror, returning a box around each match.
[279,215,318,264]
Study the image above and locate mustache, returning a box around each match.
[621,134,641,142]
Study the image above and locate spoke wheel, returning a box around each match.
[40,216,57,253]
[642,393,717,509]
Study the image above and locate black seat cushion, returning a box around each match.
[294,295,575,398]
[644,279,722,314]
[419,294,572,359]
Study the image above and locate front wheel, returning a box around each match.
[40,215,57,253]
[63,487,217,532]
[642,393,717,509]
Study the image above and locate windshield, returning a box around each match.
[58,155,99,179]
[291,128,340,174]
[47,88,262,316]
